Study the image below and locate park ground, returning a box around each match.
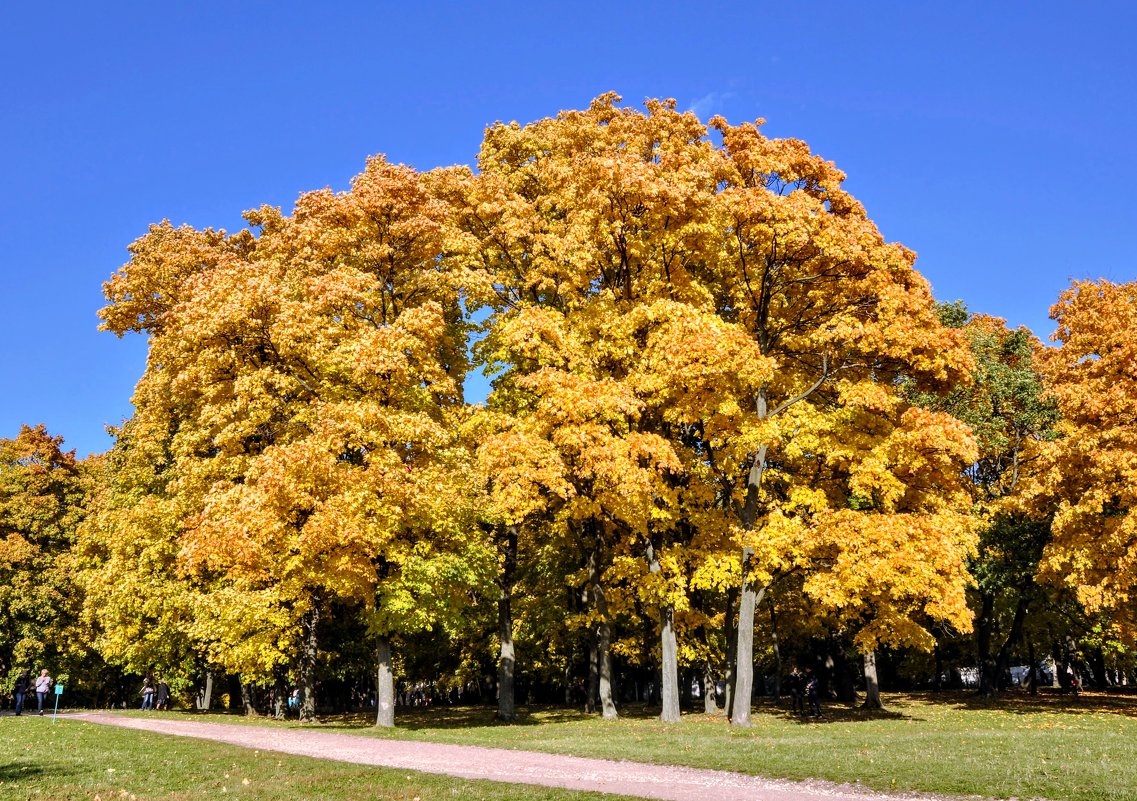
[2,691,1136,801]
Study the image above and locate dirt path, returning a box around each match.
[71,712,977,801]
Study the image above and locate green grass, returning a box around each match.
[0,715,642,801]
[149,690,1137,801]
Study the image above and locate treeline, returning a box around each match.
[2,95,1135,725]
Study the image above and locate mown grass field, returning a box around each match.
[137,690,1137,801]
[0,714,638,801]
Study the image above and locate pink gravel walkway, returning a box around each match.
[71,712,979,801]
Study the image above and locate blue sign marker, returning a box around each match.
[52,684,63,723]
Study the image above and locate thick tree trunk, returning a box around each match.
[994,594,1029,691]
[1090,646,1108,690]
[596,609,618,718]
[240,679,259,716]
[375,635,394,727]
[588,529,618,719]
[299,606,319,723]
[731,555,768,726]
[862,651,884,709]
[703,660,718,714]
[497,526,518,723]
[196,672,213,711]
[586,636,599,714]
[660,604,680,722]
[647,538,680,723]
[272,668,287,719]
[828,635,857,702]
[723,586,738,717]
[976,592,997,697]
[732,438,769,728]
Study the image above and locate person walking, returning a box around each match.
[34,669,52,716]
[804,666,822,718]
[155,678,170,711]
[13,670,30,715]
[786,666,803,716]
[140,675,156,711]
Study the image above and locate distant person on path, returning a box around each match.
[13,670,30,715]
[34,669,51,715]
[786,666,803,715]
[155,679,170,711]
[804,666,822,718]
[140,675,156,710]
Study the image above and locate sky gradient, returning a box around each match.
[3,1,1134,457]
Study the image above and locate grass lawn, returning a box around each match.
[0,715,642,801]
[139,690,1137,801]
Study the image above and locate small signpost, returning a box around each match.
[52,684,63,723]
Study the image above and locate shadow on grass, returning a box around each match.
[919,688,1137,717]
[0,761,63,782]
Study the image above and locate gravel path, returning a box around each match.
[71,712,980,801]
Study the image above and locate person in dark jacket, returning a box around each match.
[13,670,30,715]
[786,666,804,715]
[155,679,170,711]
[804,666,822,717]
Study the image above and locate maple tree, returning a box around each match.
[0,426,93,692]
[1030,280,1137,638]
[912,306,1059,696]
[78,93,1075,721]
[97,157,491,725]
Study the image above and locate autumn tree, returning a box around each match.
[695,115,979,723]
[98,158,492,725]
[912,307,1059,696]
[0,426,92,692]
[1030,280,1137,639]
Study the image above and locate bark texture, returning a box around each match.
[862,650,884,709]
[375,635,394,727]
[497,526,518,722]
[299,606,319,723]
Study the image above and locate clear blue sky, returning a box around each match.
[3,2,1134,457]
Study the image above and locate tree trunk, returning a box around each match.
[588,528,618,720]
[769,599,782,702]
[862,650,884,709]
[586,635,599,714]
[828,634,857,702]
[731,554,768,726]
[1027,638,1038,696]
[723,586,738,717]
[1090,646,1108,690]
[660,604,680,722]
[647,538,680,723]
[704,660,718,714]
[272,668,287,719]
[375,635,394,727]
[597,610,617,719]
[196,671,213,711]
[497,526,518,723]
[976,592,997,697]
[731,438,769,728]
[994,594,1029,691]
[240,679,260,716]
[299,606,319,723]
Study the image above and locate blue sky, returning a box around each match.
[2,2,1134,457]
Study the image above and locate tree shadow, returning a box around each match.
[916,688,1137,718]
[0,762,60,782]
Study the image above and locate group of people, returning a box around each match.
[11,669,53,716]
[139,675,171,710]
[786,666,823,718]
